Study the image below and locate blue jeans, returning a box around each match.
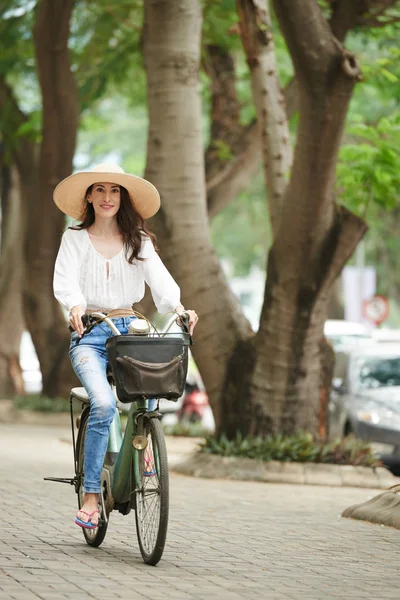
[69,317,156,494]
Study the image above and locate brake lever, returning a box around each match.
[178,312,193,346]
[68,314,94,340]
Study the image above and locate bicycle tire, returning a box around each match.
[75,408,109,547]
[134,416,169,565]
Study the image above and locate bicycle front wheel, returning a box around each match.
[134,416,169,565]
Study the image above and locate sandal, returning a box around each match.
[75,509,99,530]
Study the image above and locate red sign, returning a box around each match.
[362,295,390,326]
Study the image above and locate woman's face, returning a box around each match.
[87,182,121,219]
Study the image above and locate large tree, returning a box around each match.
[143,0,398,437]
[0,0,78,397]
[25,0,79,397]
[0,160,24,395]
[0,0,140,396]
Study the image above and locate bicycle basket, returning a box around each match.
[106,333,190,403]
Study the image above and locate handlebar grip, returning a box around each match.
[178,312,193,345]
[68,314,90,332]
[179,312,190,334]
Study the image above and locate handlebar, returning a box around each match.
[70,310,193,344]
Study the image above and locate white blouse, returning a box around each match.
[53,228,181,313]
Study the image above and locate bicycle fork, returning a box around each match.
[133,410,148,451]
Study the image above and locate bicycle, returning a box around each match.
[45,310,191,566]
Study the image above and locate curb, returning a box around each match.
[172,452,400,489]
[0,400,71,427]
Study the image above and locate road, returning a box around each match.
[0,423,399,600]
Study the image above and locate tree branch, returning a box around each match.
[237,0,292,237]
[206,0,372,220]
[0,78,36,177]
[203,44,243,181]
[207,121,261,218]
[329,0,400,31]
[329,0,369,42]
[318,206,368,297]
[272,0,339,80]
[206,77,299,218]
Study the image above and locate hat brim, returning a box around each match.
[53,171,160,221]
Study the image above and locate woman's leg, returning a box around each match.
[70,342,116,523]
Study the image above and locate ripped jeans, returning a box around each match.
[69,317,156,494]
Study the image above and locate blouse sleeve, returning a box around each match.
[53,230,87,312]
[140,238,181,314]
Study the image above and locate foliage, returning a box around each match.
[200,431,380,467]
[211,168,271,276]
[13,394,69,412]
[202,0,239,51]
[0,1,35,80]
[163,422,208,438]
[76,97,148,173]
[337,113,400,215]
[336,23,400,300]
[72,0,146,110]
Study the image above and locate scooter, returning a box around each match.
[178,381,209,424]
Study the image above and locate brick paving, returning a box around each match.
[0,423,399,600]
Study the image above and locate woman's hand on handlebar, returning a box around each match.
[175,306,198,335]
[69,305,86,337]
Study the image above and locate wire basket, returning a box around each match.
[106,333,190,403]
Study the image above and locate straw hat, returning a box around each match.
[53,164,160,220]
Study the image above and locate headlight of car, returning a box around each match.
[356,403,400,427]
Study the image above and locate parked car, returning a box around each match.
[324,319,372,351]
[329,343,400,465]
[372,328,400,344]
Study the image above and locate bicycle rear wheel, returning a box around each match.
[75,408,109,547]
[134,416,169,565]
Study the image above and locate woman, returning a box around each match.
[53,163,198,529]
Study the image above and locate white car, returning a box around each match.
[372,329,400,344]
[329,342,400,465]
[324,319,372,351]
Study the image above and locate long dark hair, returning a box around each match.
[70,185,158,263]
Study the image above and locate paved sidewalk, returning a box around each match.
[0,423,399,600]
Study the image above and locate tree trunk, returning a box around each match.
[220,0,368,437]
[0,162,24,396]
[143,0,253,429]
[27,0,79,397]
[327,277,344,319]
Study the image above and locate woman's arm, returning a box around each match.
[53,230,87,315]
[141,239,198,333]
[141,239,181,314]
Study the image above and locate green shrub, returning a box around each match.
[163,422,209,438]
[13,394,69,413]
[200,431,380,467]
